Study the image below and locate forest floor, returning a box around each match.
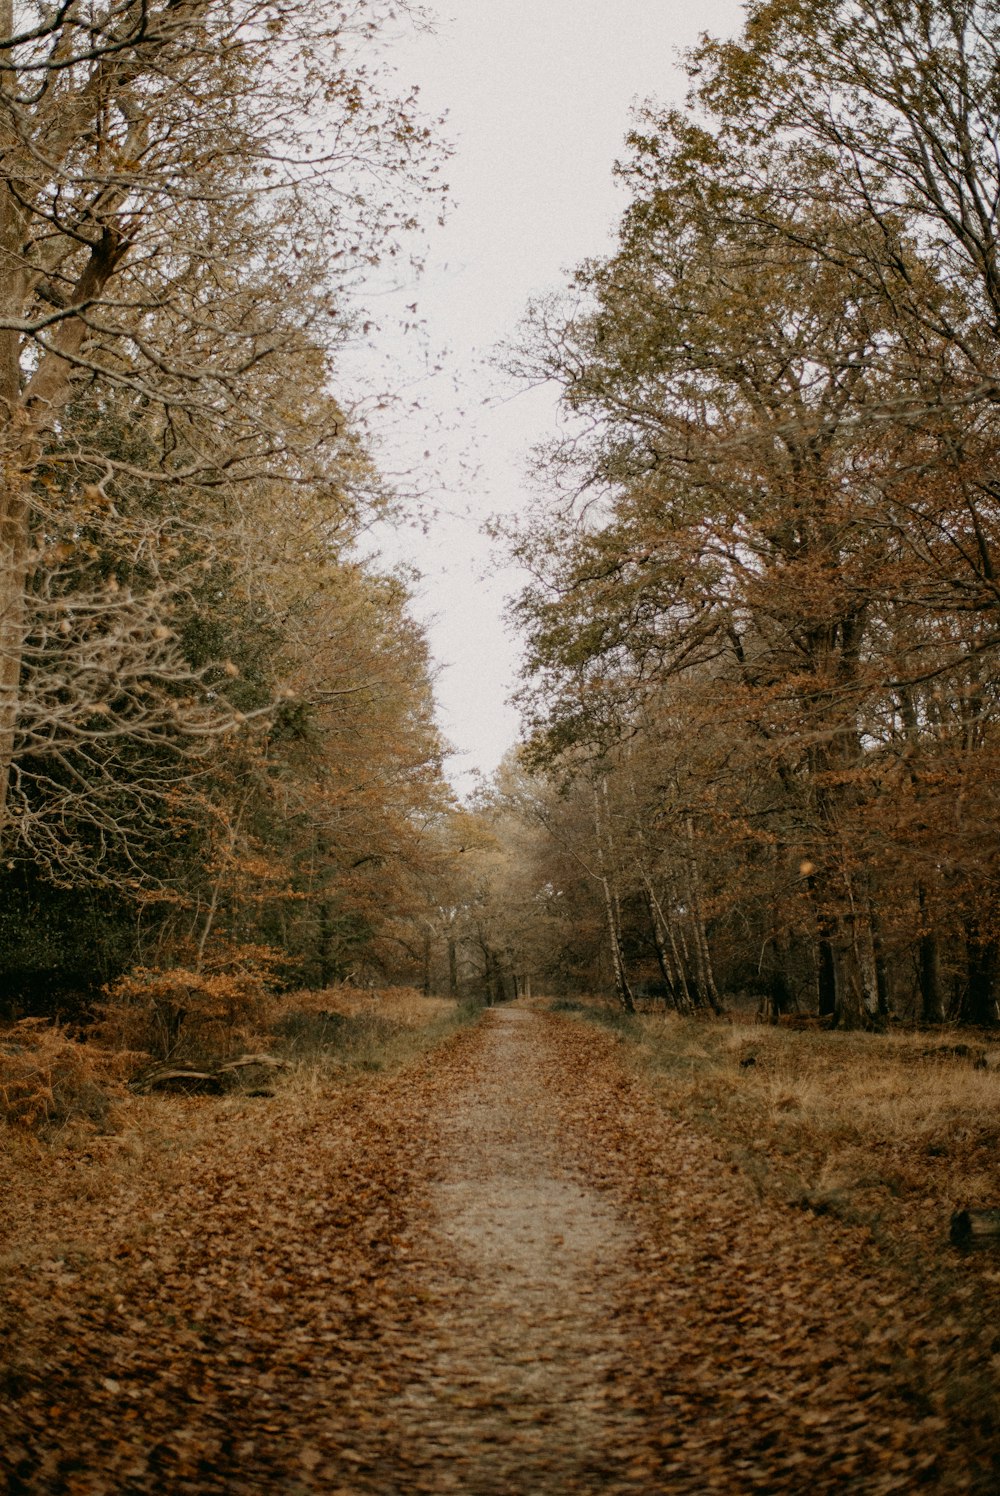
[3,999,1000,1493]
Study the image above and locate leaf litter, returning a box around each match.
[2,1006,999,1492]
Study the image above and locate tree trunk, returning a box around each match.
[0,0,133,834]
[447,935,458,999]
[422,930,432,998]
[961,922,999,1026]
[807,868,839,1019]
[870,902,891,1018]
[758,933,794,1022]
[592,779,635,1013]
[684,817,721,1013]
[0,0,28,837]
[645,890,679,1006]
[834,864,881,1029]
[667,877,698,1008]
[817,930,839,1019]
[317,903,335,988]
[844,913,881,1027]
[622,761,687,1010]
[664,902,693,1011]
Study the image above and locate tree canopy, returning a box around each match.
[500,0,1000,1026]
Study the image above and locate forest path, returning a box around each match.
[2,1006,994,1493]
[379,1006,646,1492]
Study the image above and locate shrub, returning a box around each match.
[98,943,285,1063]
[0,1019,119,1133]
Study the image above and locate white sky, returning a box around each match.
[356,0,747,796]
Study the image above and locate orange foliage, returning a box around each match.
[99,944,288,1062]
[0,1020,123,1132]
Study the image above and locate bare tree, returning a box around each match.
[0,0,442,835]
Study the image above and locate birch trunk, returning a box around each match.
[684,816,721,1012]
[592,779,635,1013]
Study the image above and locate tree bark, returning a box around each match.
[0,0,29,839]
[592,778,635,1013]
[684,817,721,1013]
[422,930,432,998]
[918,885,945,1024]
[447,935,458,999]
[817,928,839,1019]
[961,922,999,1026]
[644,889,681,1007]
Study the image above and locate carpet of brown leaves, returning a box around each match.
[2,1004,998,1492]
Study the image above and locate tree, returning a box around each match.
[503,6,1000,1024]
[0,0,443,835]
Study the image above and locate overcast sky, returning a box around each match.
[357,0,747,795]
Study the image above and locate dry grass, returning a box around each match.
[264,987,478,1076]
[601,1012,1000,1248]
[286,985,461,1027]
[548,1000,1000,1448]
[0,981,476,1142]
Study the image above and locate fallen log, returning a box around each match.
[217,1054,290,1074]
[137,1069,224,1096]
[131,1054,290,1096]
[950,1208,1000,1245]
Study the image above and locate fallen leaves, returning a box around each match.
[2,1006,999,1493]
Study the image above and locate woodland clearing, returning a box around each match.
[2,998,999,1493]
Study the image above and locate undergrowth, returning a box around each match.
[267,990,483,1078]
[1,988,483,1142]
[554,1001,1000,1250]
[551,999,1000,1451]
[0,1020,127,1138]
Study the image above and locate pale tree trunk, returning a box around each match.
[0,0,29,836]
[592,778,635,1013]
[643,881,693,1012]
[0,451,28,837]
[684,816,721,1012]
[622,760,689,1010]
[838,861,881,1028]
[643,886,681,1007]
[666,871,697,1006]
[663,900,692,1010]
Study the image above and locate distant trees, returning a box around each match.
[503,0,1000,1024]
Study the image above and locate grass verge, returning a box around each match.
[1,986,481,1152]
[551,1001,1000,1240]
[550,998,1000,1465]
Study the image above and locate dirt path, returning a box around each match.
[2,1006,998,1493]
[381,1008,646,1492]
